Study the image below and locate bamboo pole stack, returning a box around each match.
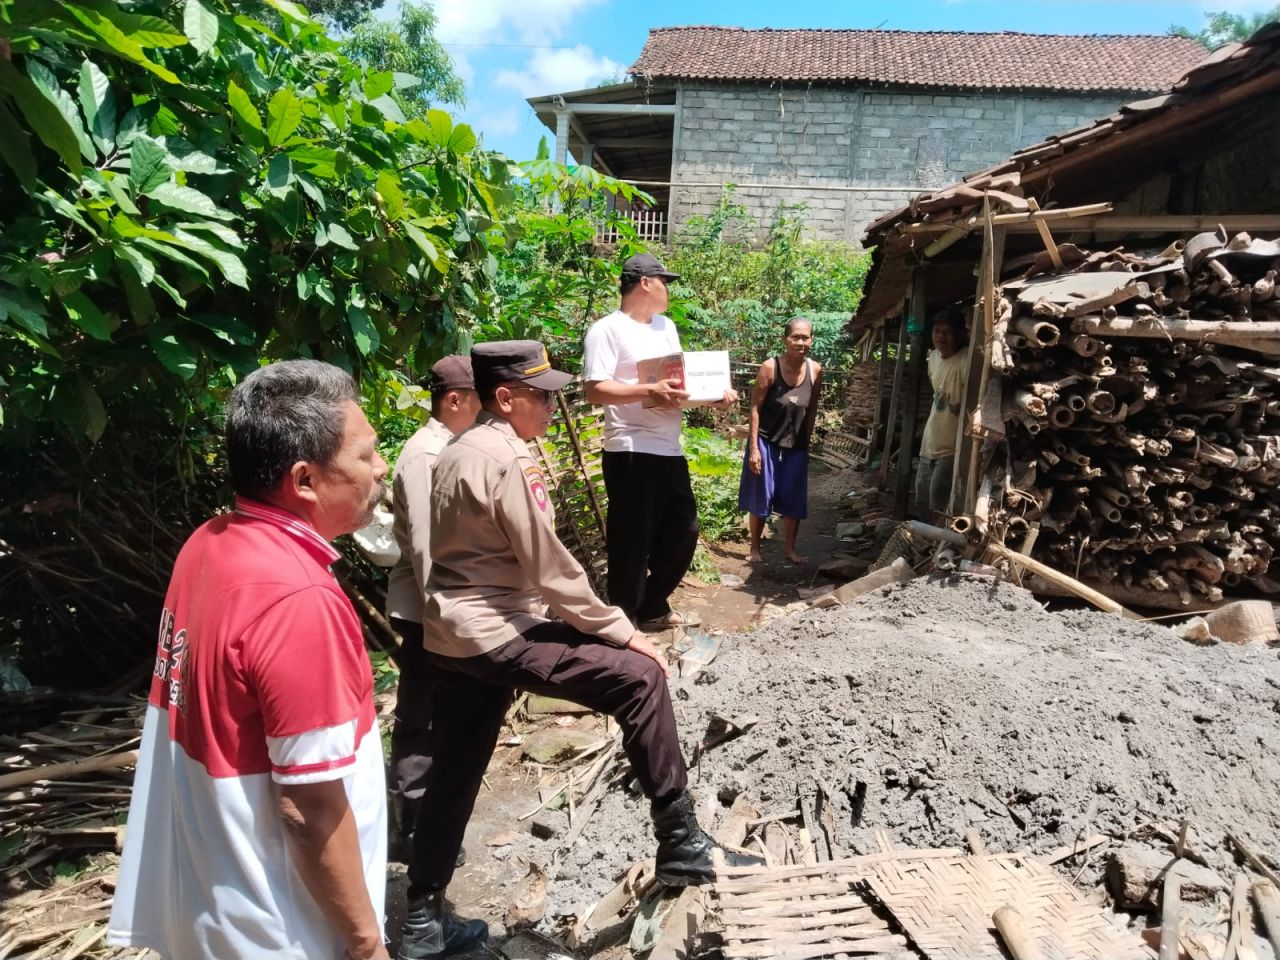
[982,231,1280,606]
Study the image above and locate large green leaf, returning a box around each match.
[227,78,263,145]
[448,123,477,155]
[173,228,248,288]
[265,87,302,146]
[128,134,171,193]
[188,313,256,346]
[362,71,394,100]
[183,0,219,56]
[50,375,108,443]
[0,288,49,338]
[115,243,156,286]
[59,291,112,341]
[325,222,360,251]
[56,2,181,84]
[0,57,83,175]
[146,182,235,221]
[404,221,448,274]
[0,100,36,186]
[133,237,210,282]
[263,0,311,24]
[100,173,141,213]
[178,221,244,249]
[77,59,116,151]
[287,145,339,179]
[266,153,293,197]
[375,169,404,220]
[425,109,452,149]
[150,329,199,379]
[346,300,379,356]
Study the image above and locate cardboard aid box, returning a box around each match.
[636,351,731,408]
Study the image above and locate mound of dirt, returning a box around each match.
[547,575,1280,918]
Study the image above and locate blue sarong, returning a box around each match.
[738,436,809,520]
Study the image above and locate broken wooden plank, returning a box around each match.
[811,557,914,609]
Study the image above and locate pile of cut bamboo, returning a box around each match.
[982,231,1280,607]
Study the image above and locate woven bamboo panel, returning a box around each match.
[709,851,959,960]
[864,854,1153,960]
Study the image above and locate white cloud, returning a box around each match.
[430,0,608,45]
[493,45,623,97]
[471,105,521,137]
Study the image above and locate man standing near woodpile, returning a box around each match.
[384,356,479,866]
[916,309,968,522]
[583,253,736,631]
[396,340,758,959]
[109,360,390,960]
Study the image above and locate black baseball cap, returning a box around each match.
[621,252,679,282]
[471,340,574,391]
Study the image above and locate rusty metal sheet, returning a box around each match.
[1005,272,1140,304]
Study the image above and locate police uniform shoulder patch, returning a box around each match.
[523,464,549,512]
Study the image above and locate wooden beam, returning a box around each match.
[590,138,673,150]
[564,103,677,116]
[948,199,1004,518]
[1026,198,1063,269]
[868,324,889,460]
[905,213,1280,236]
[878,316,908,488]
[894,272,928,519]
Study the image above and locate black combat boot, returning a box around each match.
[651,791,763,887]
[397,889,488,959]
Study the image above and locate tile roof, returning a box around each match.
[630,27,1207,94]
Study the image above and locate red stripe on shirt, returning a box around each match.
[272,754,357,776]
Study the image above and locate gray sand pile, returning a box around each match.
[543,575,1280,918]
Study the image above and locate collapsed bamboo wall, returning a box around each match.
[980,232,1280,605]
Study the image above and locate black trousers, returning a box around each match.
[388,617,435,804]
[601,451,699,623]
[408,621,687,895]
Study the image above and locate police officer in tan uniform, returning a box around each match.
[396,341,757,959]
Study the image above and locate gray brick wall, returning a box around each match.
[670,83,1125,243]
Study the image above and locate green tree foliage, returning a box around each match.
[342,1,465,111]
[0,0,509,444]
[487,140,654,359]
[1169,6,1280,48]
[307,0,386,32]
[665,188,872,368]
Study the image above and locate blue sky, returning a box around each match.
[393,0,1273,162]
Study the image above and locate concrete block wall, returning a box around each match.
[670,83,1125,244]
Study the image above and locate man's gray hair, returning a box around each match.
[225,360,359,499]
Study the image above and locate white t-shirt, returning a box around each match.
[582,309,683,457]
[921,349,967,459]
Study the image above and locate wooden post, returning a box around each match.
[947,198,1006,516]
[894,270,928,518]
[868,323,888,461]
[877,315,908,488]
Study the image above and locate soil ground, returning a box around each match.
[387,459,1280,960]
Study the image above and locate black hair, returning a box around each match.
[430,386,476,416]
[620,274,642,296]
[224,360,358,499]
[931,309,961,331]
[784,316,812,336]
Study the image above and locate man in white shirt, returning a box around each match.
[915,311,968,521]
[582,254,735,630]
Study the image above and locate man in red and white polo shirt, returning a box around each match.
[108,360,391,960]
